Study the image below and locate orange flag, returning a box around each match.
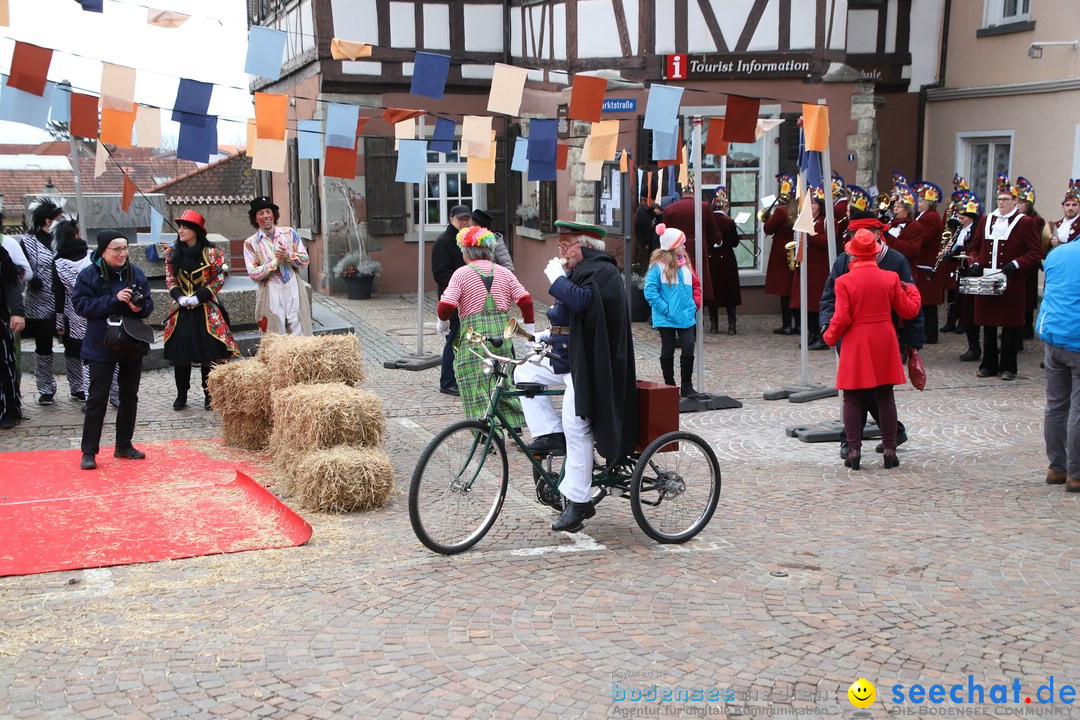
[383,108,425,125]
[121,176,136,213]
[69,93,99,139]
[325,145,359,179]
[254,92,288,140]
[100,107,137,147]
[568,74,607,123]
[330,39,372,60]
[705,118,729,157]
[802,104,830,152]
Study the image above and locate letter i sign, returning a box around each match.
[667,54,687,80]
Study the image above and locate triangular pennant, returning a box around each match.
[94,141,107,178]
[793,190,816,234]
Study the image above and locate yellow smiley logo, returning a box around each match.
[848,679,877,708]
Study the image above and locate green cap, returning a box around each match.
[554,219,607,240]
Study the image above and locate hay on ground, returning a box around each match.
[256,333,366,387]
[269,383,385,460]
[280,446,394,513]
[205,359,272,416]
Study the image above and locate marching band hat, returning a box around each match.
[958,192,982,218]
[847,185,872,213]
[711,186,729,209]
[953,173,970,192]
[831,172,847,198]
[776,173,795,198]
[450,204,472,218]
[470,208,494,228]
[996,173,1017,198]
[914,181,943,204]
[891,171,909,189]
[893,182,916,208]
[656,223,686,251]
[1016,176,1035,204]
[249,196,279,214]
[456,226,496,249]
[845,228,882,258]
[809,186,825,202]
[1063,180,1080,204]
[554,219,607,240]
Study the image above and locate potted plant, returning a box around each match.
[334,250,382,300]
[515,203,540,229]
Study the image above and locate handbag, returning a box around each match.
[104,315,155,358]
[907,347,926,391]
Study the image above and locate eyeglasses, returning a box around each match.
[558,239,580,250]
[105,245,129,253]
[996,197,1014,203]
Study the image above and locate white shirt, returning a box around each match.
[1,235,32,282]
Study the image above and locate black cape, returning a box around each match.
[566,247,638,460]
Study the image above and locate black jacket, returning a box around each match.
[71,254,154,363]
[819,247,925,349]
[431,223,465,298]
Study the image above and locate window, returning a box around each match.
[958,134,1012,203]
[984,0,1031,27]
[410,144,479,234]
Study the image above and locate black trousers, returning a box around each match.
[81,358,142,455]
[981,326,1021,375]
[658,326,695,362]
[22,316,54,355]
[440,314,460,391]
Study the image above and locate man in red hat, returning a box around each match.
[243,196,312,336]
[1050,180,1080,248]
[964,178,1042,380]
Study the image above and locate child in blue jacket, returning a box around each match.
[644,224,702,397]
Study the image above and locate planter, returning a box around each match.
[344,274,375,300]
[630,286,651,323]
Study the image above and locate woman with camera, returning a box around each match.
[71,230,154,471]
[163,211,237,410]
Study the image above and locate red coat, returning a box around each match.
[763,205,795,296]
[790,216,829,312]
[708,211,742,308]
[967,211,1042,327]
[823,262,923,390]
[914,209,946,305]
[885,217,923,266]
[663,198,716,303]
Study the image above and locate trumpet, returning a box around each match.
[758,193,789,223]
[875,193,892,213]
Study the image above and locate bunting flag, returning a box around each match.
[556,143,569,171]
[149,206,164,246]
[510,137,528,173]
[147,9,189,28]
[254,92,288,140]
[411,52,451,100]
[50,83,70,123]
[797,127,824,189]
[568,74,607,123]
[100,63,136,112]
[792,189,816,234]
[654,168,664,206]
[121,176,137,213]
[330,39,373,60]
[801,104,829,152]
[1,0,9,27]
[297,119,321,159]
[430,117,456,154]
[69,93,99,139]
[0,75,55,128]
[382,108,424,125]
[526,118,557,182]
[134,105,161,148]
[643,83,683,132]
[395,139,428,183]
[326,103,360,148]
[252,133,288,172]
[487,63,528,116]
[466,130,497,184]
[462,115,494,158]
[94,141,106,178]
[8,42,52,96]
[76,0,103,12]
[704,118,728,157]
[172,78,213,121]
[176,113,217,163]
[245,26,288,81]
[100,107,136,147]
[755,117,785,140]
[325,144,358,179]
[619,148,628,173]
[722,95,759,143]
[394,117,415,148]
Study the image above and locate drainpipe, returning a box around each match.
[503,0,513,256]
[916,0,951,178]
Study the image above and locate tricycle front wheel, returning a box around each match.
[630,431,721,543]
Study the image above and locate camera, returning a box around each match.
[127,284,145,308]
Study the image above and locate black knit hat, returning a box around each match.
[96,229,126,257]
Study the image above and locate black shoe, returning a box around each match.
[959,349,980,362]
[439,386,460,396]
[80,453,97,470]
[940,321,956,333]
[999,371,1016,381]
[773,326,794,335]
[70,390,86,402]
[840,442,849,460]
[874,431,908,454]
[204,392,213,410]
[976,368,995,378]
[709,321,719,334]
[680,386,700,398]
[551,500,596,532]
[173,395,188,411]
[953,323,966,335]
[114,446,147,460]
[37,393,54,405]
[0,415,18,430]
[808,338,828,351]
[727,322,737,336]
[527,433,566,456]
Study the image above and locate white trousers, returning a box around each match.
[268,277,303,335]
[515,359,594,504]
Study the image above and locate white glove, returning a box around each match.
[533,328,551,344]
[184,295,199,307]
[436,318,449,334]
[544,257,567,285]
[523,322,536,337]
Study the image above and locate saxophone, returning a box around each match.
[927,217,960,280]
[785,240,798,270]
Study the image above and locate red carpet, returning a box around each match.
[0,441,312,577]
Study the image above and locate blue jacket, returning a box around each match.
[643,262,698,329]
[71,254,154,363]
[1037,240,1080,353]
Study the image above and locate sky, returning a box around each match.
[0,0,256,146]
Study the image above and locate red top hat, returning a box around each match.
[174,209,207,233]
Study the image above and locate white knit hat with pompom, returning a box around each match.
[655,223,686,251]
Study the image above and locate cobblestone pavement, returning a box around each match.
[2,294,1078,719]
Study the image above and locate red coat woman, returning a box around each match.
[823,229,922,470]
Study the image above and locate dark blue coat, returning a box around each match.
[71,254,154,363]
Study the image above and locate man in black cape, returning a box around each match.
[536,220,637,532]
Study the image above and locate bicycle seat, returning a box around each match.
[515,382,545,397]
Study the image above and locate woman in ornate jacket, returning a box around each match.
[163,210,238,410]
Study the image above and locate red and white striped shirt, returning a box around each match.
[438,260,534,321]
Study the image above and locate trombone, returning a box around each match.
[758,193,790,223]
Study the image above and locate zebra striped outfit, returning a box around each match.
[19,232,58,397]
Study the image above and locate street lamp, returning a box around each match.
[1027,39,1078,59]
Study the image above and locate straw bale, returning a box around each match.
[269,383,385,459]
[220,411,271,451]
[205,359,272,416]
[283,446,395,513]
[256,333,366,387]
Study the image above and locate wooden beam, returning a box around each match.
[876,2,886,54]
[896,0,912,57]
[640,0,656,57]
[566,0,578,66]
[611,0,633,57]
[414,2,424,49]
[697,0,730,52]
[814,0,827,56]
[778,0,790,51]
[376,0,391,48]
[675,0,688,53]
[736,0,770,52]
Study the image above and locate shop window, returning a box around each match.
[410,143,480,235]
[959,134,1012,203]
[516,179,556,237]
[983,0,1031,28]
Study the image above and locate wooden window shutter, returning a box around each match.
[365,136,407,235]
[539,181,556,233]
[777,112,802,176]
[287,137,300,228]
[508,123,522,230]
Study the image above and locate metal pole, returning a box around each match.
[622,151,633,312]
[416,116,427,355]
[819,99,838,269]
[797,173,809,387]
[692,117,705,394]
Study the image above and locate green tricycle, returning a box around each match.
[408,319,722,555]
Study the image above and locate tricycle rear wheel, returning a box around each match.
[629,431,720,543]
